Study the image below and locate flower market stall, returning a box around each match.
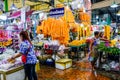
[0,7,40,80]
[98,39,120,72]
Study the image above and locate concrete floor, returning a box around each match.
[37,61,111,80]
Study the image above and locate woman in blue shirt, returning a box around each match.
[8,31,38,80]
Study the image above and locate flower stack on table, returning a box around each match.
[35,40,60,66]
[98,40,120,55]
[0,39,12,47]
[33,41,44,49]
[0,49,23,71]
[0,55,24,80]
[43,40,60,61]
[69,39,86,47]
[0,48,40,80]
[0,30,13,53]
[98,40,120,72]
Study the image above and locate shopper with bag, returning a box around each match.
[8,31,38,80]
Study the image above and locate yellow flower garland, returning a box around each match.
[0,39,12,47]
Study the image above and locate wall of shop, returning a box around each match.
[92,9,120,25]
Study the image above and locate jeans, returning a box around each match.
[99,51,103,64]
[24,64,38,80]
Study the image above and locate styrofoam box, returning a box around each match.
[55,59,72,70]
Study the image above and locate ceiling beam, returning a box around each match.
[92,0,120,10]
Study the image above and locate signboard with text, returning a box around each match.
[21,7,26,23]
[49,7,64,18]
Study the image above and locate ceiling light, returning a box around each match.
[110,1,118,8]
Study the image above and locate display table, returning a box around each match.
[0,61,40,80]
[98,42,120,72]
[69,44,86,61]
[0,66,25,80]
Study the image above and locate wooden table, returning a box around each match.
[69,44,86,61]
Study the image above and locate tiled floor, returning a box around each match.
[37,61,111,80]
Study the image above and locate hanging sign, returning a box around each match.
[21,7,26,29]
[0,1,4,11]
[49,7,64,17]
[21,7,26,23]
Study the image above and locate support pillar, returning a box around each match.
[4,0,8,12]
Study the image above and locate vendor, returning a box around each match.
[89,31,110,70]
[7,31,38,80]
[99,31,110,42]
[99,32,104,38]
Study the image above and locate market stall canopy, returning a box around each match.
[8,10,34,19]
[26,10,34,17]
[9,11,21,19]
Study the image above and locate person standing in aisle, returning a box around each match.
[89,31,110,70]
[8,31,38,80]
[89,31,100,71]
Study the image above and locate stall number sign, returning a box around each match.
[49,7,64,18]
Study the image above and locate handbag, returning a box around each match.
[21,45,31,63]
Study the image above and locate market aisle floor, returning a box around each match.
[37,61,111,80]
